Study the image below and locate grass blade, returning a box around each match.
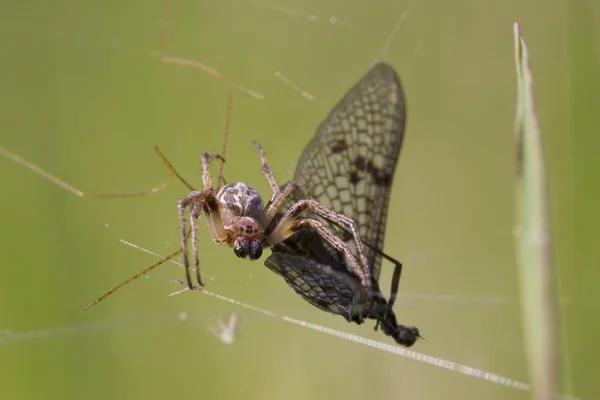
[513,22,558,400]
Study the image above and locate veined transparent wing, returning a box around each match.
[266,224,372,323]
[291,62,405,282]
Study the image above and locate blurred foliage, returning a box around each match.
[0,0,595,399]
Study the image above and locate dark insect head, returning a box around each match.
[378,312,422,347]
[392,326,422,348]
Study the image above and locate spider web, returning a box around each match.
[0,1,578,400]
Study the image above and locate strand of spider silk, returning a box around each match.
[118,239,581,400]
[199,289,580,400]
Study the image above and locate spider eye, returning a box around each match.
[248,239,263,260]
[233,237,249,258]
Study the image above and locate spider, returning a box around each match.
[176,141,373,295]
[0,1,375,312]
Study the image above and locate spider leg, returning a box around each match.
[286,218,369,290]
[179,192,203,289]
[178,189,227,289]
[263,181,297,226]
[0,145,187,198]
[267,199,371,290]
[250,141,298,225]
[178,151,227,290]
[198,149,228,269]
[81,246,184,312]
[201,151,225,189]
[190,202,203,287]
[251,141,279,197]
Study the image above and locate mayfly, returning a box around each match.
[264,62,421,347]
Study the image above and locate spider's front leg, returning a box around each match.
[267,199,371,290]
[178,152,228,290]
[251,141,297,222]
[251,141,279,197]
[285,217,370,290]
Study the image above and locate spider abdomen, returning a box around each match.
[216,182,264,220]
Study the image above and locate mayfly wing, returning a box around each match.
[265,62,406,321]
[291,62,405,282]
[265,226,371,323]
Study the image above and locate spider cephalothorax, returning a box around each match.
[214,182,265,260]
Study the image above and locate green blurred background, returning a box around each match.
[0,0,595,399]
